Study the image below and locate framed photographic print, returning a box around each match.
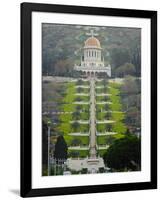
[21,2,157,197]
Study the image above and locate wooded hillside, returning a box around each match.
[42,24,141,77]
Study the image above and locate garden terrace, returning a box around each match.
[95,80,127,157]
[55,80,91,158]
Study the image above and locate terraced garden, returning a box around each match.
[55,80,90,158]
[95,80,127,156]
[43,78,128,159]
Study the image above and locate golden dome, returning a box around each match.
[84,36,101,48]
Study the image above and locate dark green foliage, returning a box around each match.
[77,87,84,93]
[99,167,105,173]
[121,76,139,95]
[72,111,80,120]
[104,104,109,111]
[72,122,80,132]
[77,79,83,85]
[105,135,115,145]
[120,76,141,132]
[71,138,82,146]
[110,48,131,70]
[103,135,141,171]
[105,112,111,120]
[81,168,88,174]
[54,59,74,76]
[75,97,82,102]
[50,166,64,176]
[54,135,68,160]
[105,124,112,132]
[42,121,48,172]
[115,63,136,77]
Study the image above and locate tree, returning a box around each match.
[77,79,83,85]
[71,138,82,146]
[116,63,136,77]
[110,48,131,76]
[121,76,139,95]
[105,124,112,132]
[106,135,115,145]
[77,87,84,93]
[76,105,82,111]
[105,112,111,120]
[54,135,68,160]
[103,135,141,171]
[104,104,109,111]
[102,79,108,86]
[126,107,141,127]
[131,45,141,76]
[72,122,80,132]
[42,121,48,170]
[72,111,80,120]
[103,86,108,93]
[75,97,82,102]
[103,96,109,101]
[54,59,73,76]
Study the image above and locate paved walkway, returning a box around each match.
[96,132,117,136]
[68,146,89,150]
[73,101,89,104]
[96,93,111,96]
[89,77,97,158]
[75,93,89,96]
[75,85,90,88]
[68,132,89,136]
[70,120,89,124]
[96,101,112,104]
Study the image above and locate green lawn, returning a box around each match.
[95,80,108,86]
[97,136,107,145]
[75,95,89,101]
[96,96,109,101]
[68,150,89,158]
[60,104,76,112]
[96,104,110,112]
[112,122,127,134]
[77,80,89,86]
[96,87,109,94]
[64,135,89,146]
[76,87,90,93]
[63,82,76,103]
[57,122,89,134]
[59,113,72,122]
[96,112,105,120]
[97,134,125,146]
[80,112,90,120]
[97,124,107,132]
[97,149,107,157]
[96,112,111,120]
[110,112,125,121]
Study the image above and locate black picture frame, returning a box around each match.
[21,2,157,197]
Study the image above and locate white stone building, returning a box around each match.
[74,31,111,77]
